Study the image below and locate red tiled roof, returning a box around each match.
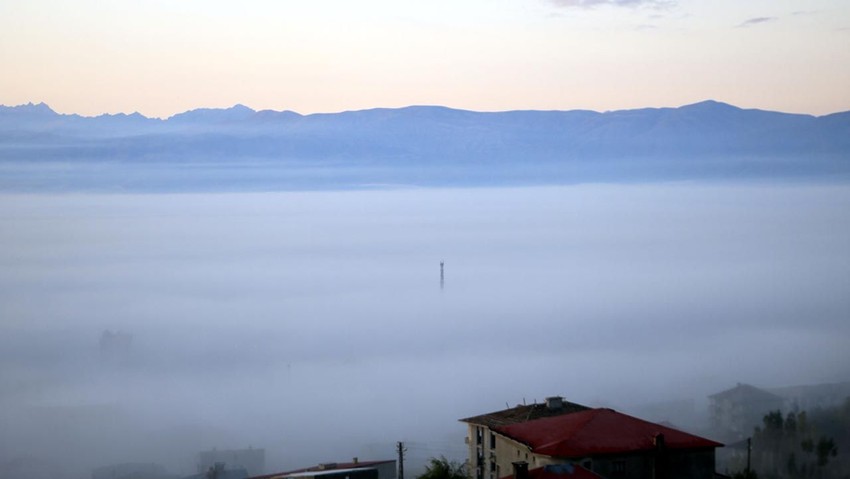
[500,465,603,479]
[495,408,722,457]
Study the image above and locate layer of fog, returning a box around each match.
[1,183,849,478]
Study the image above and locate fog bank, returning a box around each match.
[1,184,849,478]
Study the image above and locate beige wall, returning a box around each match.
[465,425,565,479]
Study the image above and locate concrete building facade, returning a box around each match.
[461,397,722,479]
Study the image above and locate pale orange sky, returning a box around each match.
[1,0,849,118]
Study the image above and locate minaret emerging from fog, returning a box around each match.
[440,261,445,290]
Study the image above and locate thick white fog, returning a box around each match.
[1,184,849,478]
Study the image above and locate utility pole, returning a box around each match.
[440,261,444,290]
[397,441,407,479]
[746,437,752,475]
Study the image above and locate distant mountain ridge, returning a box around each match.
[1,100,848,191]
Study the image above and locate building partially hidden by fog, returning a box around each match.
[197,448,265,478]
[92,462,171,479]
[250,459,397,479]
[766,381,850,413]
[708,381,850,442]
[461,396,723,479]
[708,384,785,441]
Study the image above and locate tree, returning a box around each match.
[417,457,468,479]
[749,409,841,479]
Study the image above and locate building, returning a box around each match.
[767,381,850,412]
[708,384,785,440]
[504,462,603,479]
[198,449,265,478]
[461,397,722,479]
[250,459,396,479]
[92,462,171,479]
[185,463,247,479]
[461,397,591,479]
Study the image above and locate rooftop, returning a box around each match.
[460,398,591,428]
[709,383,784,402]
[495,408,723,457]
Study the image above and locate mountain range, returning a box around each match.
[1,100,848,191]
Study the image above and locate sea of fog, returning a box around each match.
[1,184,849,478]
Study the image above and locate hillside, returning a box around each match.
[1,101,848,191]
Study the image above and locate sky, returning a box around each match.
[1,0,850,118]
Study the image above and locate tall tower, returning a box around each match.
[440,261,444,290]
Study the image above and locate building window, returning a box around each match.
[477,428,483,445]
[476,467,483,479]
[612,460,625,476]
[490,433,496,449]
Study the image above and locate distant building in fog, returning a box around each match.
[767,381,850,412]
[198,448,264,478]
[92,462,171,479]
[709,381,850,441]
[185,462,247,479]
[708,384,785,440]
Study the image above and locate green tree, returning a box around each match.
[417,457,468,479]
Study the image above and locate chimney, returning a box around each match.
[353,458,359,465]
[512,462,529,479]
[545,396,563,410]
[654,433,665,450]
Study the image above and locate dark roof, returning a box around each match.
[495,408,723,457]
[500,465,602,479]
[250,461,394,479]
[460,400,591,428]
[709,384,784,402]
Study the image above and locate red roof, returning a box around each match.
[500,465,603,479]
[495,408,722,457]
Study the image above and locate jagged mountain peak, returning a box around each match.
[1,101,57,116]
[167,104,257,123]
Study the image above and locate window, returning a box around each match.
[490,433,496,449]
[612,460,625,476]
